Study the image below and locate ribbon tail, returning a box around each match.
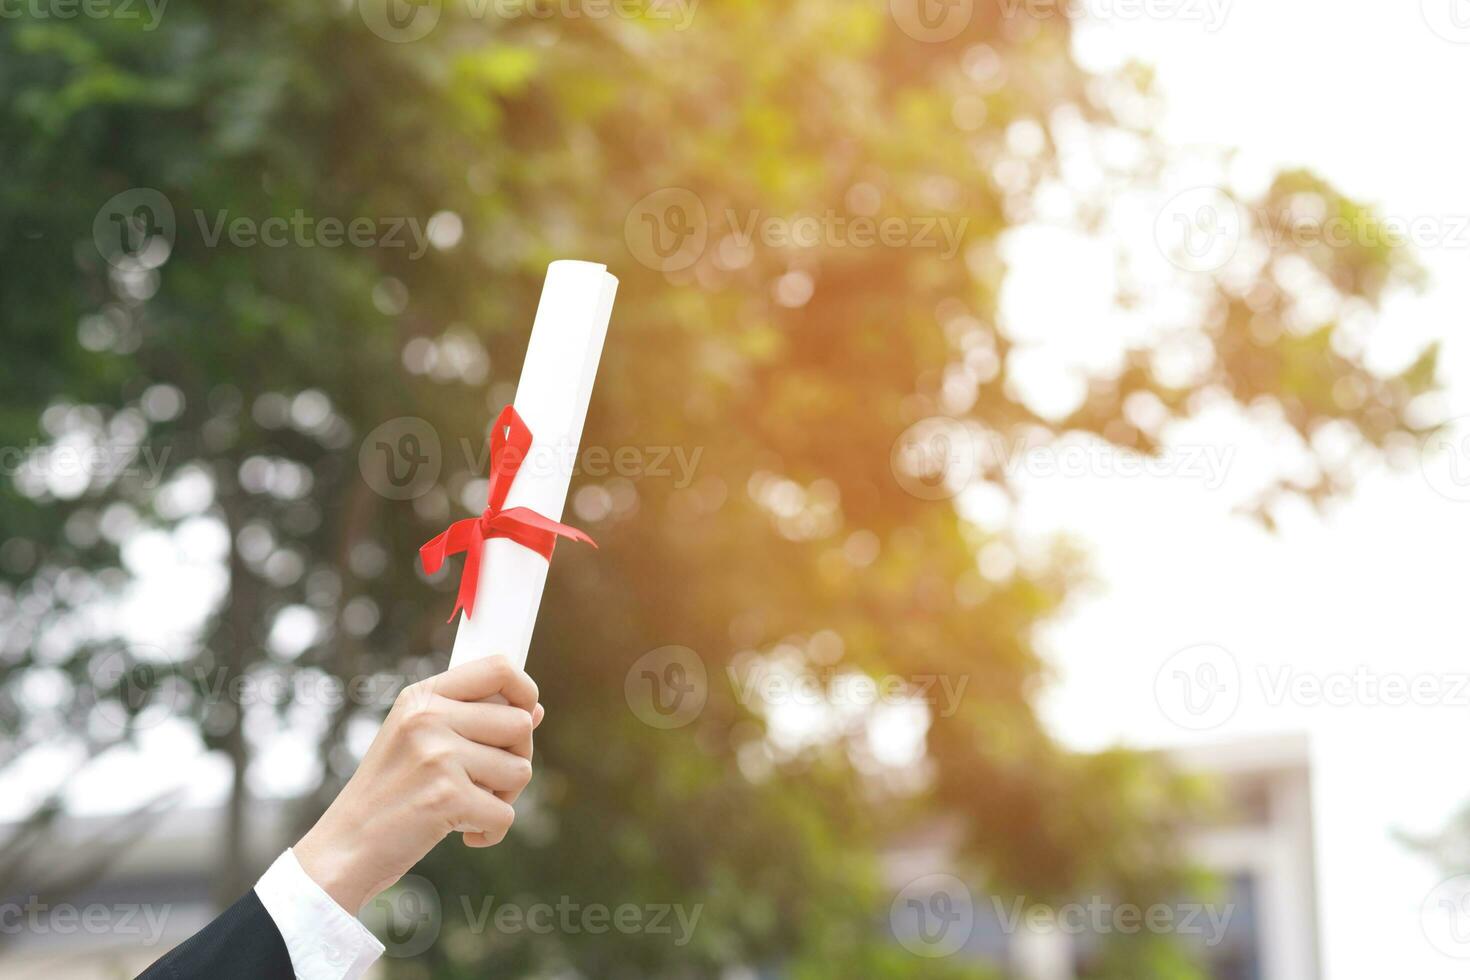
[419,527,454,576]
[450,534,485,623]
[420,517,482,575]
[498,507,598,548]
[420,518,484,622]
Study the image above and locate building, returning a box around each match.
[883,733,1321,980]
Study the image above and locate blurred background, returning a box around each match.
[3,0,1470,977]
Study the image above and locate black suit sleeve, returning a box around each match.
[137,889,295,980]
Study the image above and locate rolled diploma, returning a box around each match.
[448,260,618,670]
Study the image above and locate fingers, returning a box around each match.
[504,702,541,762]
[410,661,547,852]
[430,656,538,710]
[436,699,543,768]
[455,786,516,847]
[504,702,544,763]
[457,739,534,800]
[440,699,535,748]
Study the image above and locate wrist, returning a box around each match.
[294,813,374,914]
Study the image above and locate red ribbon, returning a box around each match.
[419,406,596,622]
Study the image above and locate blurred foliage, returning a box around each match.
[0,0,1437,977]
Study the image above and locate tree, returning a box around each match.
[0,1,1435,975]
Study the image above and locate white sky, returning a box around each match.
[1006,2,1470,978]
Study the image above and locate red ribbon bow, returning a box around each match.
[419,406,595,622]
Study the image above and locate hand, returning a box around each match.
[294,656,544,913]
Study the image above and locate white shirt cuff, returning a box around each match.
[254,848,385,980]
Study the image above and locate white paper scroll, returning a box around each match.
[448,260,618,670]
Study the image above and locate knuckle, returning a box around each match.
[508,710,534,741]
[423,776,461,813]
[394,689,437,727]
[425,744,460,774]
[484,657,511,686]
[396,680,433,710]
[398,707,437,739]
[493,757,532,793]
[398,696,443,733]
